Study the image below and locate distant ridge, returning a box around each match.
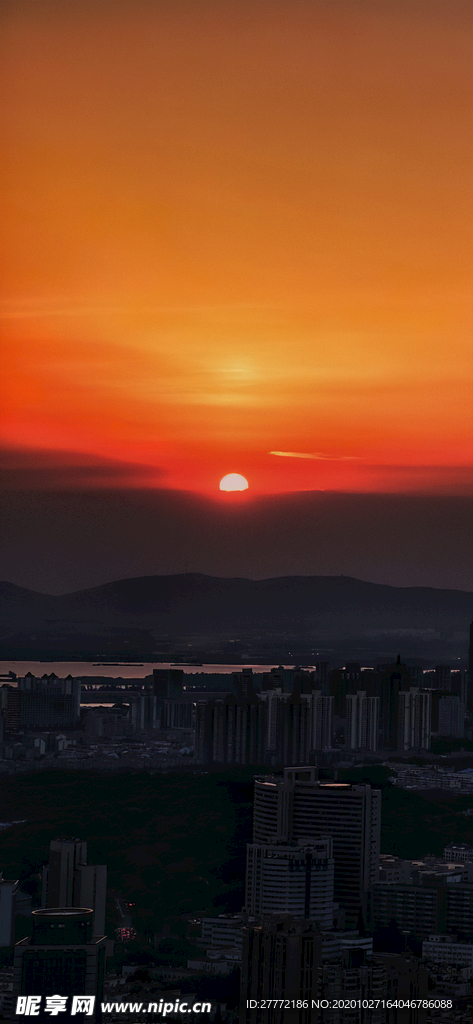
[1,573,472,638]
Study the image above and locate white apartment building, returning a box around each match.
[397,688,431,751]
[252,767,381,926]
[346,691,379,751]
[245,836,334,928]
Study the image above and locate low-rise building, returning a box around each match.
[0,967,13,1020]
[318,952,429,1024]
[422,933,473,968]
[200,914,245,950]
[444,843,473,864]
[187,950,239,975]
[320,930,373,961]
[368,877,473,941]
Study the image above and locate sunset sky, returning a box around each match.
[1,1,472,591]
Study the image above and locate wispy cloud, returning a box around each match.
[0,302,276,320]
[0,447,162,489]
[270,451,359,461]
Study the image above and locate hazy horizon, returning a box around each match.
[1,487,471,595]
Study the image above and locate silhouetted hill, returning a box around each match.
[1,574,472,645]
[0,581,59,621]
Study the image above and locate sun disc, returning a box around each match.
[219,473,249,491]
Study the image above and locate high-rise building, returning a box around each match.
[346,692,379,751]
[329,658,417,751]
[194,693,267,766]
[258,690,314,765]
[240,915,322,1024]
[152,668,184,699]
[233,668,257,702]
[262,689,282,755]
[14,909,106,1022]
[194,699,213,764]
[0,873,18,946]
[196,685,333,767]
[245,837,334,928]
[450,669,468,712]
[328,667,361,719]
[1,685,21,731]
[252,768,381,926]
[152,669,184,728]
[17,674,81,729]
[376,659,412,749]
[435,665,452,691]
[42,840,106,936]
[162,693,195,730]
[436,693,464,738]
[311,692,333,751]
[261,668,315,696]
[275,693,313,766]
[397,688,431,751]
[130,694,160,733]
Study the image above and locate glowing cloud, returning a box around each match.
[270,451,359,461]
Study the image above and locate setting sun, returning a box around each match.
[219,474,249,492]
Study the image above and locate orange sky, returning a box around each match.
[1,0,472,495]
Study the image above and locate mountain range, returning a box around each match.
[1,574,472,662]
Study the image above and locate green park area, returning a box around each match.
[1,767,473,945]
